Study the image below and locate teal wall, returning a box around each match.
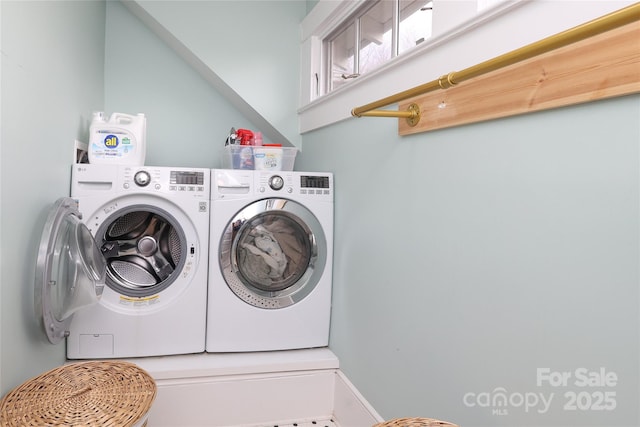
[296,95,639,426]
[306,0,319,14]
[0,0,105,393]
[104,0,261,168]
[123,0,307,148]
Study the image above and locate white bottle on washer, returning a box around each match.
[88,112,147,165]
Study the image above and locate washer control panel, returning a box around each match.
[71,165,209,197]
[122,168,207,194]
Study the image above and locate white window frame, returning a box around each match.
[298,0,634,134]
[324,0,436,95]
[298,0,520,133]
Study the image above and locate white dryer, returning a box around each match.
[38,164,210,359]
[207,169,334,352]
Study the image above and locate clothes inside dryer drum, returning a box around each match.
[96,208,186,298]
[236,213,312,293]
[220,197,326,310]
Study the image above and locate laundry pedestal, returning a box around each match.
[127,348,383,427]
[0,361,156,427]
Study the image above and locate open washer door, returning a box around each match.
[35,197,106,344]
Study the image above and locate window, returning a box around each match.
[299,0,523,133]
[326,0,433,93]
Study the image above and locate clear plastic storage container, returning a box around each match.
[222,145,298,171]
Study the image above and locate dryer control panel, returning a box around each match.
[211,169,333,202]
[256,171,333,201]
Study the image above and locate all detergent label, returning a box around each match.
[104,134,119,149]
[88,112,146,165]
[91,131,132,158]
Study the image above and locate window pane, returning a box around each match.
[330,22,356,91]
[359,0,393,75]
[398,0,432,54]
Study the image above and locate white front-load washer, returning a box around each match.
[207,169,334,352]
[52,164,211,359]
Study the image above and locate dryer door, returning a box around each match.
[220,198,327,309]
[35,198,106,344]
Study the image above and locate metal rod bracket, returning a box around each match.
[406,103,420,127]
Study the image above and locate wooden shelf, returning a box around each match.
[398,20,640,135]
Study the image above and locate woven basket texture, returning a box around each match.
[373,417,459,427]
[0,361,156,427]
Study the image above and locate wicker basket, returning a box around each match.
[0,361,156,427]
[373,417,459,427]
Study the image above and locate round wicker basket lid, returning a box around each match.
[0,361,156,427]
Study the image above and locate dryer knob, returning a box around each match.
[134,171,151,187]
[269,175,284,191]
